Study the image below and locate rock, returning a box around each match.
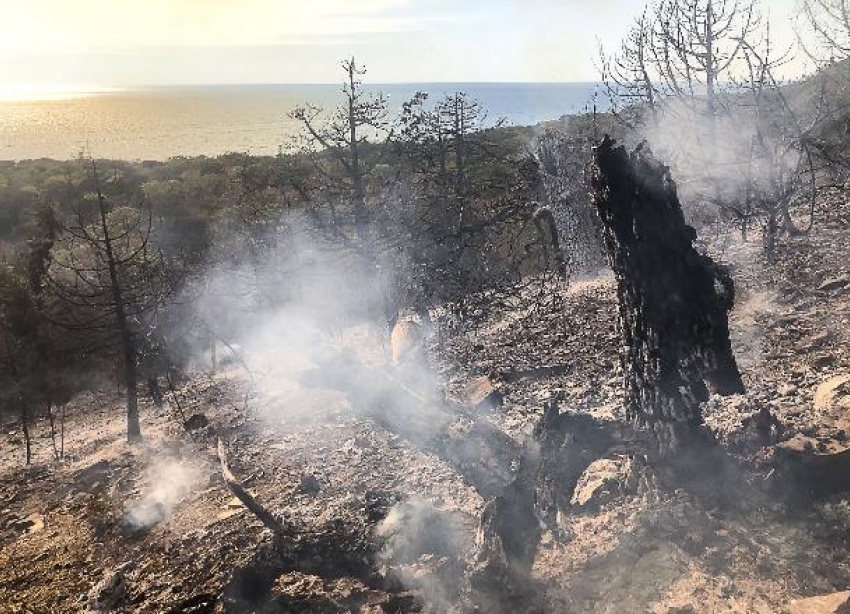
[774,435,850,498]
[10,513,44,534]
[571,456,630,508]
[299,474,321,495]
[784,591,850,614]
[818,275,850,293]
[462,376,503,411]
[814,374,850,411]
[86,564,131,612]
[390,319,424,365]
[183,413,209,431]
[24,514,44,534]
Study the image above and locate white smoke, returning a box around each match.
[124,457,202,529]
[377,497,473,611]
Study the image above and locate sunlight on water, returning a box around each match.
[0,83,602,161]
[0,84,117,102]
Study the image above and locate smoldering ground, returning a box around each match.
[174,212,488,607]
[123,456,204,529]
[376,497,475,612]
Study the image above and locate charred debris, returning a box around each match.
[185,136,848,613]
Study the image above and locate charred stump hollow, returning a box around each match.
[591,137,744,453]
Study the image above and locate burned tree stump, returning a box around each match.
[591,137,744,454]
[466,403,617,611]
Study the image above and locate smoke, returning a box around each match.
[637,95,801,229]
[376,497,473,611]
[123,457,202,529]
[178,205,450,428]
[731,290,778,370]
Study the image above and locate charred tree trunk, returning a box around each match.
[21,401,31,466]
[47,402,60,461]
[466,402,618,611]
[93,174,141,442]
[209,336,217,374]
[533,207,568,280]
[591,137,744,455]
[60,404,65,460]
[765,206,778,263]
[148,376,164,411]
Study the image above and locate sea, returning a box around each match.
[0,83,603,161]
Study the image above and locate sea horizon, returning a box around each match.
[0,82,605,161]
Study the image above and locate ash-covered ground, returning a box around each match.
[2,191,850,613]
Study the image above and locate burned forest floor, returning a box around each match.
[3,190,850,613]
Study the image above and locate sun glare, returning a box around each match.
[0,84,114,102]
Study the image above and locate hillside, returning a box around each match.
[1,182,850,612]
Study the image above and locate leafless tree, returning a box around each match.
[599,0,848,256]
[598,10,665,126]
[292,58,391,254]
[42,160,177,442]
[798,0,850,62]
[394,91,557,320]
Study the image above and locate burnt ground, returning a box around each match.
[2,190,850,613]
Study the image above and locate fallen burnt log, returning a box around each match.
[465,403,622,612]
[218,438,289,549]
[298,353,520,499]
[217,439,416,612]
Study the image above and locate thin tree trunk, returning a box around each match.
[346,64,369,247]
[21,402,31,466]
[780,200,801,236]
[92,163,141,442]
[60,404,65,460]
[148,376,164,411]
[765,207,778,263]
[210,335,217,374]
[166,371,189,425]
[47,402,60,461]
[533,208,568,280]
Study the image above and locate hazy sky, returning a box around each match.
[0,0,803,88]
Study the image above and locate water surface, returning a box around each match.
[0,83,602,161]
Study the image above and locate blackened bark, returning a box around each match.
[21,402,31,466]
[345,62,370,248]
[148,376,164,410]
[533,207,568,280]
[93,170,141,442]
[591,137,744,453]
[466,404,616,611]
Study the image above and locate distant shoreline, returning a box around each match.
[0,83,605,161]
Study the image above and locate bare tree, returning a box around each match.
[395,91,550,307]
[292,58,391,254]
[798,0,850,62]
[42,161,176,442]
[598,9,665,127]
[599,0,847,256]
[653,0,761,128]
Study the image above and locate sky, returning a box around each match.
[0,0,804,90]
